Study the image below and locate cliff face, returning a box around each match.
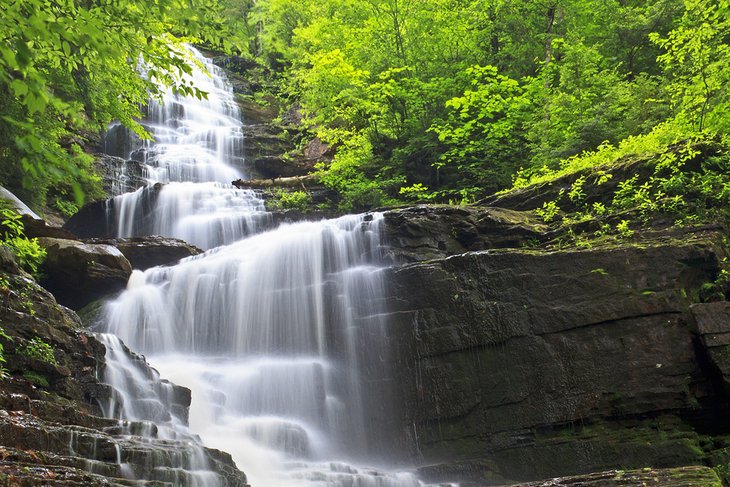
[377,206,730,486]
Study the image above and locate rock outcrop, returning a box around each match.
[88,236,202,270]
[38,238,133,310]
[373,209,730,486]
[502,466,722,486]
[0,186,76,240]
[382,205,547,262]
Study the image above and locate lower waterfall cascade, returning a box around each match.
[94,47,455,486]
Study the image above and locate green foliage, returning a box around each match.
[616,220,635,239]
[267,189,313,211]
[522,133,730,249]
[20,338,57,366]
[513,120,691,189]
[713,462,730,485]
[240,0,699,205]
[650,0,730,132]
[3,0,727,210]
[0,327,12,380]
[0,0,245,209]
[316,133,398,210]
[536,201,561,223]
[399,183,434,201]
[0,209,46,277]
[22,371,49,388]
[53,198,80,218]
[568,177,587,203]
[431,65,531,195]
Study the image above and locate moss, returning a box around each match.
[22,370,49,388]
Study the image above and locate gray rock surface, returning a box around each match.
[373,211,730,485]
[89,236,202,270]
[38,238,133,310]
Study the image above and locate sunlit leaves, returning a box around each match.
[651,0,730,132]
[0,0,243,208]
[431,65,531,192]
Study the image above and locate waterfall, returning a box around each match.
[95,333,233,486]
[98,47,452,487]
[104,46,269,250]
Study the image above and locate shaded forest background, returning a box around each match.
[1,0,728,214]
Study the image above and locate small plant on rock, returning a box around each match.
[0,327,12,380]
[267,189,313,211]
[20,337,57,365]
[536,200,560,223]
[0,209,46,277]
[616,219,634,239]
[22,371,49,388]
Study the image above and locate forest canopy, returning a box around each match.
[241,0,728,209]
[1,0,728,212]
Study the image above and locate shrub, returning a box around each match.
[20,337,57,365]
[267,189,313,212]
[0,208,46,276]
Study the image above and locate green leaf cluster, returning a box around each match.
[0,208,46,277]
[20,337,57,365]
[0,327,11,380]
[266,189,313,212]
[0,0,244,210]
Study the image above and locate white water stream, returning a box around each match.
[99,47,450,487]
[105,47,268,250]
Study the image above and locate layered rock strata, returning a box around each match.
[375,208,730,486]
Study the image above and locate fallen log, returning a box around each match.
[232,174,321,189]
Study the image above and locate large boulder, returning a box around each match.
[38,238,132,310]
[90,236,203,270]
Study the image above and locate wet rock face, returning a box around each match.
[89,236,203,270]
[691,301,730,390]
[38,238,133,310]
[94,153,147,197]
[377,226,730,485]
[498,466,722,486]
[382,205,546,263]
[64,184,163,239]
[0,268,104,416]
[242,123,322,179]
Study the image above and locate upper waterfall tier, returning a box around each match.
[103,46,268,249]
[108,46,247,184]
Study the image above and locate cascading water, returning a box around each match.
[105,46,269,250]
[98,47,454,486]
[96,333,232,486]
[104,215,431,486]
